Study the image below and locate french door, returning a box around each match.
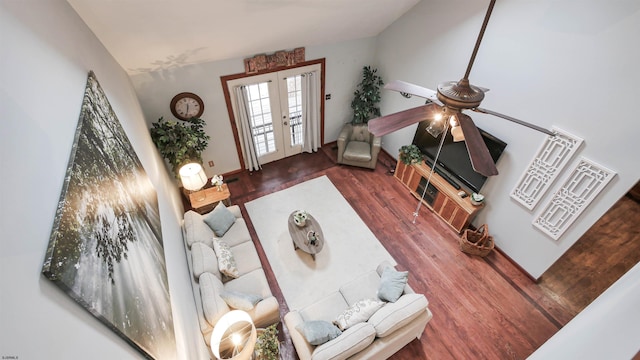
[226,63,322,166]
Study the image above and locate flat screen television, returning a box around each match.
[412,121,507,194]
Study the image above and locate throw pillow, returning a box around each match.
[191,242,218,279]
[212,238,239,278]
[296,320,342,346]
[378,266,409,302]
[219,290,262,311]
[333,298,385,331]
[203,202,236,237]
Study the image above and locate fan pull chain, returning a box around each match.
[412,121,450,224]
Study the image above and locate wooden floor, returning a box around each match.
[223,145,574,360]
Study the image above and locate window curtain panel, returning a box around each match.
[301,71,320,153]
[234,86,262,171]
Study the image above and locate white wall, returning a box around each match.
[129,37,378,177]
[376,0,640,279]
[0,1,205,359]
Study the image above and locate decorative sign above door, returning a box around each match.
[244,47,305,74]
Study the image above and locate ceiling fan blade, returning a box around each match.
[473,107,554,136]
[368,103,443,136]
[457,113,499,177]
[385,80,441,103]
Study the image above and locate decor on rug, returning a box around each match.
[42,71,176,359]
[150,115,210,176]
[211,310,257,360]
[351,65,384,124]
[292,210,308,227]
[511,127,584,210]
[254,323,280,360]
[245,176,396,309]
[533,157,616,240]
[399,144,423,165]
[244,47,305,74]
[459,224,494,257]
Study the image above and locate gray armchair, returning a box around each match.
[337,123,382,170]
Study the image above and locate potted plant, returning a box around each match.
[399,144,423,164]
[350,66,384,124]
[254,323,279,360]
[150,116,210,177]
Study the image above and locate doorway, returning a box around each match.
[222,61,324,170]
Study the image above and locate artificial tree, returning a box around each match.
[350,65,384,124]
[149,116,210,177]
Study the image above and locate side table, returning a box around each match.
[187,184,231,214]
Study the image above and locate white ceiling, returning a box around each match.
[67,0,420,74]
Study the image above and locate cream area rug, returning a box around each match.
[245,175,396,310]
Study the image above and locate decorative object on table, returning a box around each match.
[533,157,616,240]
[399,144,423,165]
[211,310,257,360]
[150,115,210,177]
[254,323,280,360]
[470,192,485,206]
[41,71,176,359]
[212,174,224,191]
[511,127,584,211]
[459,224,494,257]
[351,65,384,124]
[292,210,308,227]
[180,163,207,200]
[170,92,204,121]
[306,230,320,246]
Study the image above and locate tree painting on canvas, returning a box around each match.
[42,71,176,359]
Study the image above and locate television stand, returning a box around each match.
[394,159,483,233]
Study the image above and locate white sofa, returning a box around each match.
[284,261,432,360]
[182,205,280,350]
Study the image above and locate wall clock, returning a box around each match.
[170,92,204,121]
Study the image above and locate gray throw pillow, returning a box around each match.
[203,202,236,237]
[219,290,262,311]
[378,266,409,302]
[296,320,342,346]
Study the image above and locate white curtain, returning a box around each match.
[234,86,262,171]
[301,71,320,153]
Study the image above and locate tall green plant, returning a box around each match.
[150,116,210,176]
[351,65,384,124]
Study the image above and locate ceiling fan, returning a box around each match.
[368,0,554,177]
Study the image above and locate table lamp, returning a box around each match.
[211,310,257,360]
[179,162,207,194]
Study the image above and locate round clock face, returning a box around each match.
[170,92,204,121]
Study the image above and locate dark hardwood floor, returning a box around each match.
[222,145,574,360]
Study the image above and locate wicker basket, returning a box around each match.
[459,224,494,257]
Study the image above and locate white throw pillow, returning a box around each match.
[333,298,385,331]
[219,290,262,311]
[212,238,239,278]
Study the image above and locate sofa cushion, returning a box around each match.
[367,293,429,337]
[295,320,342,346]
[212,238,239,278]
[230,240,262,277]
[204,202,236,237]
[220,218,252,247]
[299,292,350,323]
[340,271,381,306]
[343,141,372,162]
[199,272,230,327]
[183,210,214,248]
[378,266,409,303]
[333,298,385,331]
[220,290,262,311]
[312,322,376,360]
[191,242,220,280]
[223,268,274,299]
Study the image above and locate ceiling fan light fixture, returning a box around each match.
[451,124,465,142]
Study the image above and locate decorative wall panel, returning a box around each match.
[533,157,616,240]
[511,127,583,210]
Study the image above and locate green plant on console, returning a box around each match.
[399,144,423,165]
[350,65,384,124]
[150,116,210,177]
[254,323,279,360]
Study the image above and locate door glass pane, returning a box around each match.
[245,82,275,156]
[286,75,303,146]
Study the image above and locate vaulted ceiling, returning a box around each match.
[67,0,420,74]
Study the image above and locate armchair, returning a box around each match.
[337,123,381,170]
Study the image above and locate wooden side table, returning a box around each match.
[187,184,231,214]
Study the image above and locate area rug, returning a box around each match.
[245,175,396,310]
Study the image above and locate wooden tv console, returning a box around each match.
[394,160,483,233]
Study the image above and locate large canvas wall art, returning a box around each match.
[42,71,176,359]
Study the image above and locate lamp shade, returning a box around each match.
[211,310,257,360]
[179,163,207,191]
